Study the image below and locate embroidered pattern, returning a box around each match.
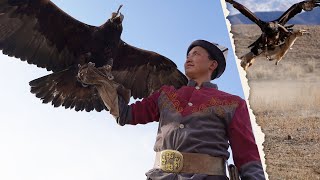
[159,86,239,118]
[215,106,226,119]
[159,90,183,113]
[192,96,239,114]
[209,97,239,108]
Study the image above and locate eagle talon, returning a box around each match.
[105,65,112,71]
[77,71,89,87]
[107,75,114,80]
[81,82,89,87]
[267,56,273,61]
[88,62,95,67]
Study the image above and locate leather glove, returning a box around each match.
[77,62,131,117]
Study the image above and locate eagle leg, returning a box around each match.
[104,58,114,80]
[103,47,115,80]
[240,51,256,70]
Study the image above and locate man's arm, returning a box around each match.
[116,89,161,126]
[77,63,161,126]
[228,99,266,180]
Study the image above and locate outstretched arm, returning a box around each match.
[77,63,161,125]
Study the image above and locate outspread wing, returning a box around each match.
[226,0,265,28]
[0,0,95,72]
[276,0,320,25]
[0,1,187,111]
[29,67,107,112]
[28,40,188,112]
[112,41,188,99]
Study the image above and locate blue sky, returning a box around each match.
[0,1,247,180]
[227,0,310,15]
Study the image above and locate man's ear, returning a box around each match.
[209,60,218,72]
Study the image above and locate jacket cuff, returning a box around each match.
[116,95,132,126]
[239,161,266,180]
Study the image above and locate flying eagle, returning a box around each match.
[226,0,319,57]
[0,0,188,112]
[240,29,309,70]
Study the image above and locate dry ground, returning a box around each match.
[231,24,320,179]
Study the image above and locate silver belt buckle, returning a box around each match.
[159,150,183,173]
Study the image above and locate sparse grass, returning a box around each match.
[246,63,306,80]
[246,58,318,80]
[248,81,320,179]
[304,58,316,73]
[258,114,320,180]
[249,81,320,114]
[247,72,320,180]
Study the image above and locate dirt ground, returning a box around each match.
[230,24,320,179]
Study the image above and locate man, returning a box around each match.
[78,40,266,179]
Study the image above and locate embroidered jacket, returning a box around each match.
[117,80,265,180]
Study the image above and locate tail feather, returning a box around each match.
[29,67,106,112]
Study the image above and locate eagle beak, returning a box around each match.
[110,5,124,23]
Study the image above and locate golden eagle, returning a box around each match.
[226,0,319,55]
[0,0,188,112]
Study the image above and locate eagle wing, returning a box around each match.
[29,67,106,112]
[276,0,320,25]
[0,0,95,72]
[0,0,110,112]
[112,41,188,99]
[29,41,188,112]
[0,0,187,111]
[226,0,265,29]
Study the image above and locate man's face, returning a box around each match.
[184,46,217,80]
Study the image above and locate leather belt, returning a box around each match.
[153,150,226,176]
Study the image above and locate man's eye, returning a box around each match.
[187,52,200,58]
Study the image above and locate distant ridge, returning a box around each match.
[227,9,320,25]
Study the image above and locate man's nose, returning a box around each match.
[186,57,192,63]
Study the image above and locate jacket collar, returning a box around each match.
[187,79,218,89]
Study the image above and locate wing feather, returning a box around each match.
[112,41,188,99]
[276,0,320,25]
[0,0,96,71]
[29,67,107,112]
[0,1,187,111]
[227,0,265,28]
[276,2,305,25]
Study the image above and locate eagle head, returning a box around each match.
[265,22,279,35]
[99,5,124,34]
[110,5,124,24]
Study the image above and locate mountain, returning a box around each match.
[227,8,320,25]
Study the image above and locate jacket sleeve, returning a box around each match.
[228,99,266,180]
[116,89,161,126]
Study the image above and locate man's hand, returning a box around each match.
[77,63,131,117]
[77,62,112,86]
